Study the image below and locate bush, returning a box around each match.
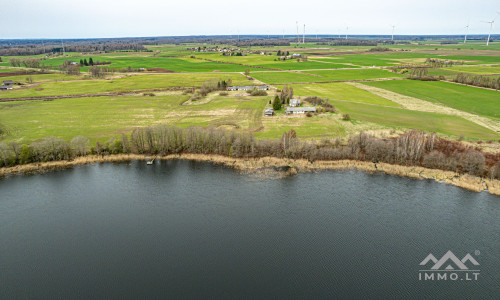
[219,91,228,96]
[248,89,267,96]
[342,114,351,121]
[143,92,155,96]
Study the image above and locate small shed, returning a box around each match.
[285,107,316,115]
[289,99,301,107]
[3,80,14,89]
[264,108,275,116]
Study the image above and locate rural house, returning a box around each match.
[289,99,301,107]
[285,107,316,115]
[227,85,270,91]
[264,108,275,116]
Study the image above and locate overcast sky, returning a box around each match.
[1,0,499,39]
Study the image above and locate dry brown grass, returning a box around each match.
[1,154,499,196]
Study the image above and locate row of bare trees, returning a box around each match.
[1,127,498,179]
[10,57,41,68]
[451,73,500,90]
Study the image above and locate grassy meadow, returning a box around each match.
[1,39,499,145]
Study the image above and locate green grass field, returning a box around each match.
[1,40,499,144]
[0,93,268,143]
[330,100,499,139]
[364,80,500,119]
[0,73,250,99]
[286,83,400,107]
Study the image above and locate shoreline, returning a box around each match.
[0,153,499,196]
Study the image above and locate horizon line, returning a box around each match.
[1,34,500,41]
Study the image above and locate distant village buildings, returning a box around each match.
[279,53,302,61]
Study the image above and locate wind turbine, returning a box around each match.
[463,22,469,44]
[482,19,495,46]
[296,21,300,45]
[303,24,306,44]
[345,26,349,40]
[391,25,395,41]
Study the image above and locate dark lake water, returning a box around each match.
[0,160,499,299]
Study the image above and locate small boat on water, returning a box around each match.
[146,156,156,165]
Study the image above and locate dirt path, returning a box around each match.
[348,82,500,133]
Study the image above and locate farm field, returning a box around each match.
[0,93,268,143]
[0,73,250,99]
[285,82,400,107]
[364,80,500,119]
[328,100,499,140]
[1,39,499,145]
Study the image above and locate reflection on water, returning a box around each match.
[0,160,499,299]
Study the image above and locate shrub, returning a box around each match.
[249,89,267,96]
[342,114,351,121]
[219,91,228,96]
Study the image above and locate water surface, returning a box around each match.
[1,160,499,299]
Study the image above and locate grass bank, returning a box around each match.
[1,153,498,196]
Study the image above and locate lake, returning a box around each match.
[1,160,499,299]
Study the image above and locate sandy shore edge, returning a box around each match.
[0,154,499,196]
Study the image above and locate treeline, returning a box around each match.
[369,47,391,52]
[0,43,147,56]
[451,73,500,90]
[234,40,290,47]
[1,127,498,179]
[319,40,378,46]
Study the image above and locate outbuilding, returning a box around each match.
[264,108,275,116]
[3,80,14,89]
[289,99,301,107]
[227,85,270,91]
[285,107,316,115]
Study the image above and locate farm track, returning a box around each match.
[348,82,500,133]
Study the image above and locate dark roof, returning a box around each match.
[3,80,14,84]
[0,86,8,89]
